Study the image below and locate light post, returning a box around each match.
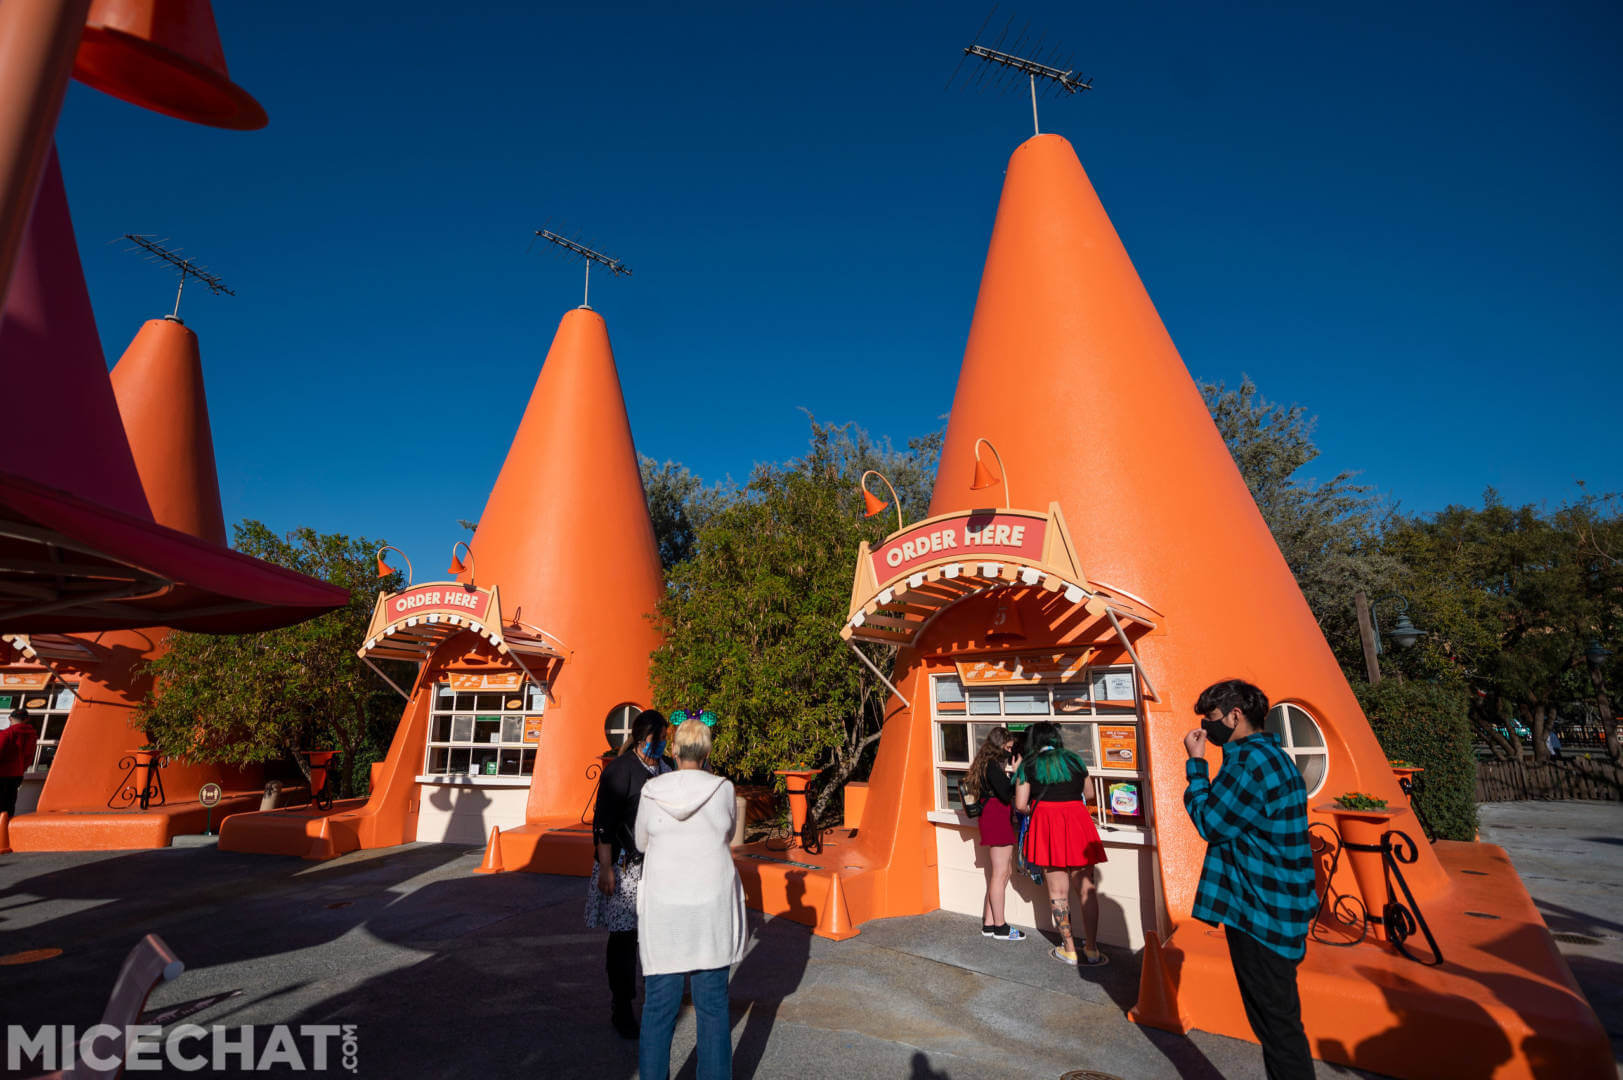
[1354,591,1427,685]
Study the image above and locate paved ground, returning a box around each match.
[1477,800,1623,1071]
[1,837,1379,1080]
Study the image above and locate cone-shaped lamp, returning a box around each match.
[108,318,226,544]
[861,488,888,518]
[72,0,267,129]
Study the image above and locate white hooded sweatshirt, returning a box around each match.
[634,768,748,976]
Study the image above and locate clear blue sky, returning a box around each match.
[54,1,1622,567]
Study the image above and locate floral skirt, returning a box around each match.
[584,853,642,932]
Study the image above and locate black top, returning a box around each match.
[592,750,673,861]
[1027,768,1089,804]
[984,765,1015,804]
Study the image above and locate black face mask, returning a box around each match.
[1202,714,1235,746]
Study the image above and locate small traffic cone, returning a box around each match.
[304,817,337,861]
[0,812,12,854]
[815,872,860,941]
[474,826,505,874]
[1128,931,1189,1033]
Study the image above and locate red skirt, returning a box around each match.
[976,796,1016,847]
[1025,800,1108,868]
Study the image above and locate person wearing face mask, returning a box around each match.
[588,708,674,1039]
[1184,679,1317,1080]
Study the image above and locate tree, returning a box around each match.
[649,420,938,823]
[639,457,736,572]
[141,523,410,797]
[1201,377,1402,676]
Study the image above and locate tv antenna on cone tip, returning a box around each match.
[946,5,1093,137]
[117,234,235,324]
[531,227,632,311]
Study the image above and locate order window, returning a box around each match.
[423,681,544,778]
[931,667,1149,826]
[0,682,73,773]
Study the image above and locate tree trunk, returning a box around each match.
[1471,698,1516,760]
[810,730,884,825]
[290,747,312,802]
[1529,701,1550,763]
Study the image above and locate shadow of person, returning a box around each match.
[721,872,813,1080]
[909,1049,952,1079]
[1317,966,1514,1079]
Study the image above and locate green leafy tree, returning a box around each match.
[141,523,409,797]
[649,420,937,823]
[639,457,737,572]
[1201,377,1402,675]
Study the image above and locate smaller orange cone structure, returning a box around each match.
[1127,932,1187,1033]
[474,826,505,874]
[0,812,12,855]
[108,317,227,545]
[815,873,859,942]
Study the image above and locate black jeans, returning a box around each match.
[606,929,638,1008]
[1225,924,1313,1080]
[0,776,21,818]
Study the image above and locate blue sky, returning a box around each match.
[54,1,1622,566]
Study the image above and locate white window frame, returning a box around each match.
[423,680,545,780]
[928,667,1151,828]
[604,703,640,752]
[1266,701,1330,796]
[0,681,74,775]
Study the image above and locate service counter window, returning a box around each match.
[0,682,73,773]
[930,668,1151,828]
[423,680,544,780]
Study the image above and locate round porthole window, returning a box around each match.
[604,703,641,751]
[1265,702,1329,796]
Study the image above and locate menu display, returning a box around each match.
[1099,724,1138,770]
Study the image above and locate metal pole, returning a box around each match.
[1031,74,1039,135]
[172,274,185,320]
[1355,590,1382,684]
[583,258,590,309]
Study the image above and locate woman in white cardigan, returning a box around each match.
[634,716,748,1080]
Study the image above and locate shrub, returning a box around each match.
[1353,680,1478,841]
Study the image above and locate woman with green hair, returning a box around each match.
[1013,721,1109,966]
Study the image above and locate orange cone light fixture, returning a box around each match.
[969,437,1009,508]
[446,540,472,578]
[859,470,904,533]
[72,0,267,130]
[985,592,1025,641]
[375,545,411,585]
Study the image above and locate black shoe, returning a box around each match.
[981,924,997,937]
[611,1005,639,1040]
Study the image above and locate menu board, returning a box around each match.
[1099,724,1139,770]
[1091,670,1136,703]
[523,718,544,744]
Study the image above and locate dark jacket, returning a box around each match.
[592,750,673,862]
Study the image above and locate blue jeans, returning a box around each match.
[637,966,732,1080]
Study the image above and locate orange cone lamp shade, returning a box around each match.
[375,555,392,579]
[71,0,267,129]
[969,456,1001,491]
[861,487,889,519]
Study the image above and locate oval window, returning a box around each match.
[604,703,641,751]
[1265,702,1329,796]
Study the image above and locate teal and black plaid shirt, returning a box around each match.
[1184,732,1317,960]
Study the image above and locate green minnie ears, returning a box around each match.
[670,708,719,728]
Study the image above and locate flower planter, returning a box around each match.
[774,769,819,835]
[1317,802,1406,940]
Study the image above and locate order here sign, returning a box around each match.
[386,584,494,624]
[870,511,1048,582]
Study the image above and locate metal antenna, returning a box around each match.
[532,228,632,310]
[947,7,1094,136]
[119,234,235,323]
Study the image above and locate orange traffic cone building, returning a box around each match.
[5,249,262,850]
[221,305,664,869]
[811,132,1610,1079]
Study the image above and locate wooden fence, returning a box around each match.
[1475,757,1623,802]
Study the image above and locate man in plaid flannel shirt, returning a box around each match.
[1185,679,1317,1080]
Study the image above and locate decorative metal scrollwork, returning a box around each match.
[1309,822,1368,947]
[580,758,605,824]
[1377,829,1444,966]
[109,753,167,810]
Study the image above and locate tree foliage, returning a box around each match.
[1353,680,1478,840]
[648,420,940,822]
[140,523,409,797]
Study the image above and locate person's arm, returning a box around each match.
[633,789,653,854]
[1183,749,1264,843]
[1013,778,1032,814]
[592,759,623,893]
[986,766,1015,804]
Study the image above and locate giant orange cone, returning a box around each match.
[109,318,227,543]
[924,133,1437,907]
[466,308,664,825]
